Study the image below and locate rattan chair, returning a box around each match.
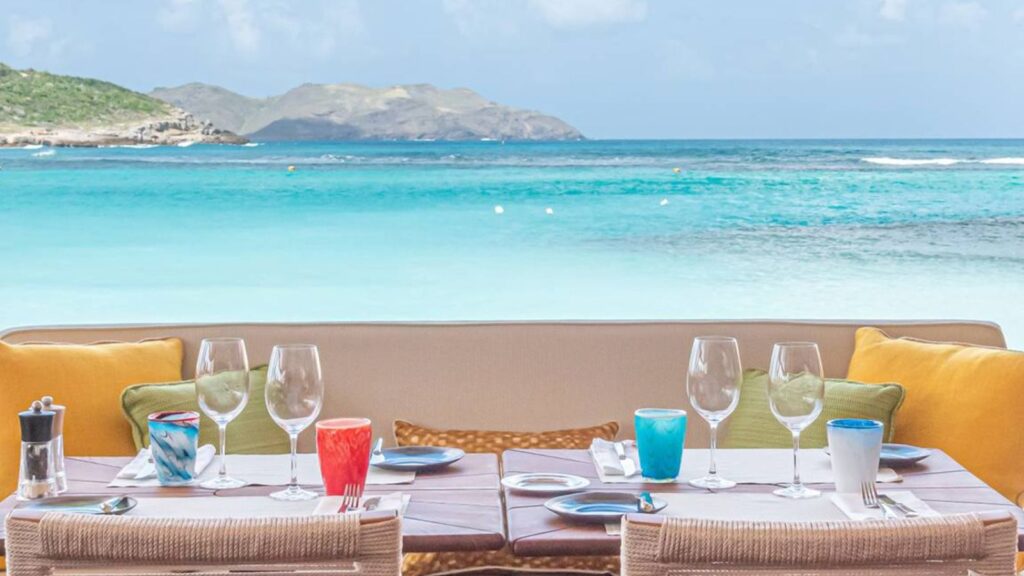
[5,508,402,575]
[620,511,1018,576]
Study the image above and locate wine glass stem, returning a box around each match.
[791,430,801,487]
[708,422,718,477]
[289,433,299,490]
[218,423,228,479]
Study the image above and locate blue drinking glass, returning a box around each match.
[634,408,687,480]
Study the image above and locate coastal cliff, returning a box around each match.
[0,63,245,147]
[151,82,583,142]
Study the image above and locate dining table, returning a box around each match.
[0,452,506,556]
[501,447,1024,556]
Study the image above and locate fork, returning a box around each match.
[861,481,897,519]
[340,484,362,513]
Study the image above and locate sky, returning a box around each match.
[2,0,1023,139]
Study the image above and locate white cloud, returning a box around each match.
[879,0,908,22]
[442,0,646,36]
[157,0,362,57]
[219,0,260,54]
[527,0,647,29]
[442,0,522,37]
[6,15,53,57]
[938,1,987,30]
[158,0,201,32]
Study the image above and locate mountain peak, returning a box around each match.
[151,81,582,141]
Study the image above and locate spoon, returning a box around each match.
[370,437,384,464]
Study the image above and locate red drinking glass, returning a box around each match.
[316,418,372,497]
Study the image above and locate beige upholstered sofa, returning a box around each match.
[0,320,1006,451]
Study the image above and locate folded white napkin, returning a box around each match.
[590,439,638,476]
[313,492,411,515]
[115,445,216,481]
[591,439,679,483]
[830,491,938,521]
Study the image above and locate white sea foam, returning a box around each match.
[861,157,961,166]
[176,141,196,148]
[862,156,1024,167]
[21,144,44,150]
[242,142,261,147]
[32,149,55,157]
[979,157,1024,165]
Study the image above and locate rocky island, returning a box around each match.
[0,63,245,147]
[0,62,582,146]
[150,82,583,141]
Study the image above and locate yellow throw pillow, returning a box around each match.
[0,339,183,494]
[394,419,620,576]
[847,327,1024,501]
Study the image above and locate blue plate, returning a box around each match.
[880,443,931,467]
[545,491,667,523]
[372,446,465,472]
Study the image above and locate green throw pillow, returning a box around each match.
[120,366,288,454]
[720,369,905,449]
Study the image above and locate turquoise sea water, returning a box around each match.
[1,140,1022,347]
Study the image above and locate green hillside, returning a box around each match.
[0,63,172,126]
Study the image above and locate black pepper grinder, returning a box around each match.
[41,396,67,493]
[18,400,57,500]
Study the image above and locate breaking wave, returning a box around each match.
[862,157,1024,167]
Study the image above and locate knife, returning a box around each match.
[614,442,637,477]
[879,494,918,518]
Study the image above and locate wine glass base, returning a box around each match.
[773,484,820,499]
[689,476,737,490]
[200,475,247,490]
[269,486,319,501]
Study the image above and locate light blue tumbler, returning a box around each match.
[635,408,687,480]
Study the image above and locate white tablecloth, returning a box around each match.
[109,453,414,488]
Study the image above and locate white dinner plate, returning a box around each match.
[502,473,590,495]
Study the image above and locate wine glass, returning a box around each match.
[768,342,825,499]
[686,336,742,490]
[195,337,250,490]
[265,344,324,501]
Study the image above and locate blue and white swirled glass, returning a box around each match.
[148,411,200,485]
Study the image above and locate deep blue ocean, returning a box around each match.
[1,140,1022,346]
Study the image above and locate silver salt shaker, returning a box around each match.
[41,396,67,493]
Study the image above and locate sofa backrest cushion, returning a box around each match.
[121,366,289,455]
[1,321,1005,450]
[847,326,1024,502]
[720,369,905,449]
[0,338,183,494]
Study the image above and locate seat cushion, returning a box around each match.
[847,326,1024,501]
[0,339,183,494]
[721,369,905,449]
[121,366,288,454]
[393,420,619,453]
[395,419,619,576]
